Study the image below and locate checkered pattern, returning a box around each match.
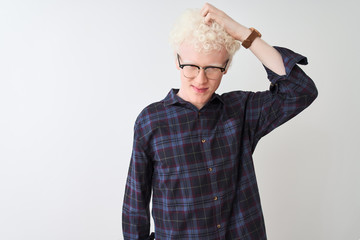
[122,47,318,240]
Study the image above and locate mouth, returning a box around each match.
[191,85,208,93]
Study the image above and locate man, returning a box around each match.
[122,3,317,240]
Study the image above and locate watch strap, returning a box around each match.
[242,27,262,49]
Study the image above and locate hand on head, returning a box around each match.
[200,3,250,42]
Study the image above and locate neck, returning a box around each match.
[176,91,205,110]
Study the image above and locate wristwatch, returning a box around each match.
[242,28,262,49]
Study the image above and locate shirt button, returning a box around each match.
[217,224,221,229]
[201,139,206,143]
[208,167,213,172]
[214,196,218,201]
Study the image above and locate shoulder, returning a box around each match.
[132,98,169,141]
[135,89,180,127]
[220,90,253,105]
[135,100,166,127]
[219,90,271,117]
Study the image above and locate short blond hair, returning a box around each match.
[169,9,240,57]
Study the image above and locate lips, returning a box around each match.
[192,85,208,93]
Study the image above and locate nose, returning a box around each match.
[194,68,208,84]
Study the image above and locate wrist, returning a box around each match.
[241,28,262,49]
[237,27,252,42]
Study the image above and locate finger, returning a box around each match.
[204,2,215,10]
[201,2,217,16]
[204,13,213,25]
[200,3,210,17]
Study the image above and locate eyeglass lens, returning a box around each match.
[183,66,222,79]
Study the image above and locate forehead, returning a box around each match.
[178,42,229,66]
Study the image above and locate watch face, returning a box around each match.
[242,28,261,48]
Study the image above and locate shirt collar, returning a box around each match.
[163,89,224,107]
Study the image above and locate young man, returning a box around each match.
[122,3,317,240]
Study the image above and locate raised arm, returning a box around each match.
[201,3,286,75]
[201,3,317,149]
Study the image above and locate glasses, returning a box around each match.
[177,54,229,80]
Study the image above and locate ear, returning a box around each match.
[174,52,180,70]
[223,58,231,75]
[223,67,228,75]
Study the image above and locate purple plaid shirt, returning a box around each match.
[122,47,318,240]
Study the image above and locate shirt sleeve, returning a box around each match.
[122,120,153,240]
[247,46,318,151]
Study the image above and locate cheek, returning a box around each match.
[180,77,193,90]
[211,81,221,91]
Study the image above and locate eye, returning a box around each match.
[205,67,222,73]
[184,66,199,70]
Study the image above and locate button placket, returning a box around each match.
[198,109,222,233]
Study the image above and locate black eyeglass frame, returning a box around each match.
[177,53,229,79]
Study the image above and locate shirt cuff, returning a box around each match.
[264,46,308,84]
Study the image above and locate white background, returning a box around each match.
[0,0,359,239]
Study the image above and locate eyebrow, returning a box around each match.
[185,62,224,68]
[178,55,226,68]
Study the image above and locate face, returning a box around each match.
[176,43,229,110]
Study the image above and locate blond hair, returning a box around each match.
[169,9,240,57]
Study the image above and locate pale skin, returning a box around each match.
[176,43,229,110]
[176,3,286,110]
[201,3,286,75]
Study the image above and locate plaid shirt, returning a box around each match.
[122,47,318,240]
